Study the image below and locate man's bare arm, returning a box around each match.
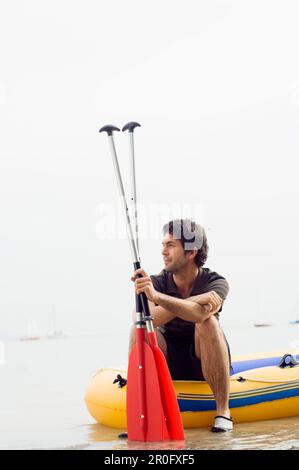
[132,299,208,327]
[153,291,214,324]
[147,302,176,327]
[147,292,222,327]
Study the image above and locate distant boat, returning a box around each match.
[290,320,299,324]
[47,329,65,340]
[47,307,65,340]
[253,292,273,327]
[20,321,40,341]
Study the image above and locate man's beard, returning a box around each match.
[164,257,188,274]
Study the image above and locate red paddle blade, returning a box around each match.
[127,329,170,442]
[147,331,185,441]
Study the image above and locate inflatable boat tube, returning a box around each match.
[85,349,299,429]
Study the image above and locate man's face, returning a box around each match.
[161,233,189,273]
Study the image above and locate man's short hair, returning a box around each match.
[162,218,209,267]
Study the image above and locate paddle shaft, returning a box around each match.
[128,130,139,255]
[106,132,153,323]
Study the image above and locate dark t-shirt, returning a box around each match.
[150,267,229,339]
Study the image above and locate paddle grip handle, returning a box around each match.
[99,125,120,135]
[122,122,141,133]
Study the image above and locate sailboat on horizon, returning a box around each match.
[20,320,41,341]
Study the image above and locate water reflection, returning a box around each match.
[126,440,185,451]
[83,423,186,450]
[83,417,299,450]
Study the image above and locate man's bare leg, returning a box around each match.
[194,316,230,418]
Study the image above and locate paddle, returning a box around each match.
[100,124,184,441]
[122,122,184,441]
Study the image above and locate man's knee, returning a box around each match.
[195,315,221,338]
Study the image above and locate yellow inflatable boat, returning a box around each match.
[85,350,299,429]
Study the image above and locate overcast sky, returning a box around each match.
[1,0,299,338]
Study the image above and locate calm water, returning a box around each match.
[0,324,299,450]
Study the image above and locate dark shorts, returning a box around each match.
[159,329,232,381]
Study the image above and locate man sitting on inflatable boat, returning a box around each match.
[130,218,233,433]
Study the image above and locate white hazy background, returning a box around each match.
[1,0,299,339]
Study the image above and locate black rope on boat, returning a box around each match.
[113,374,127,388]
[237,376,246,382]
